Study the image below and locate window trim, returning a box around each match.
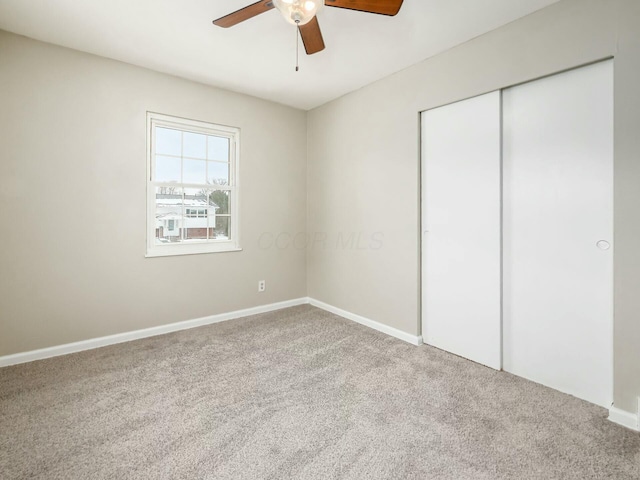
[146,112,241,258]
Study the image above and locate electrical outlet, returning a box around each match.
[258,280,266,292]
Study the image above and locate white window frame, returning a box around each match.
[146,112,241,257]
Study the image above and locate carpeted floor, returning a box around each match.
[0,305,638,480]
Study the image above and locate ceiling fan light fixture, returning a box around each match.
[273,0,323,26]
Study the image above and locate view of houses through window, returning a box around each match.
[154,187,229,243]
[147,113,239,256]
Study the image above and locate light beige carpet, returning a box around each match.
[1,305,638,479]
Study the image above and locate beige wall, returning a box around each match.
[0,31,307,356]
[307,0,640,414]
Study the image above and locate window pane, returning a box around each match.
[155,187,183,245]
[155,127,181,156]
[214,216,230,240]
[208,136,229,162]
[183,188,212,242]
[183,131,206,159]
[183,159,206,184]
[208,161,229,185]
[155,155,181,183]
[209,190,230,215]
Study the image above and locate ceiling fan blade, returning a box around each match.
[213,0,274,28]
[324,0,404,16]
[299,16,325,55]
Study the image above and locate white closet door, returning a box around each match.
[421,91,502,370]
[503,61,613,407]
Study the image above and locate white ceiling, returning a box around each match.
[0,0,560,110]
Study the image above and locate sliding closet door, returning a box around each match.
[503,61,613,407]
[421,91,502,370]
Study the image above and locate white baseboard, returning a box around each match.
[308,298,423,346]
[0,298,308,368]
[608,405,640,432]
[0,296,423,368]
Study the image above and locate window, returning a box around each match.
[185,209,207,218]
[146,112,240,257]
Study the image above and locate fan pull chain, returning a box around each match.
[295,22,300,72]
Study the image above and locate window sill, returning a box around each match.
[145,245,243,258]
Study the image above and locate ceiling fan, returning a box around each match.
[212,0,404,56]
